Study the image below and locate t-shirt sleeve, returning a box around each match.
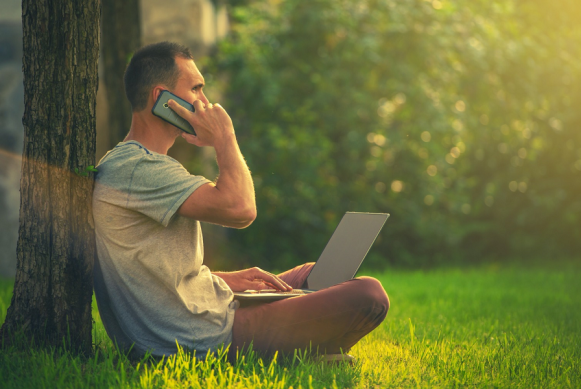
[126,155,212,226]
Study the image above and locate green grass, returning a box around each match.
[1,261,580,388]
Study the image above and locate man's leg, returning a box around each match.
[276,262,314,288]
[229,263,389,360]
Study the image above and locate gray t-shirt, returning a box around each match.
[92,141,236,358]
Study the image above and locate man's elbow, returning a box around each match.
[232,205,257,229]
[228,204,256,229]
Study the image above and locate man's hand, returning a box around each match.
[168,100,234,148]
[213,268,292,293]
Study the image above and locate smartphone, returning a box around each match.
[151,90,196,135]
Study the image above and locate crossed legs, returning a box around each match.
[229,263,389,361]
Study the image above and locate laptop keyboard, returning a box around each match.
[245,289,308,295]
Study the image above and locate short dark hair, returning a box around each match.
[124,42,194,111]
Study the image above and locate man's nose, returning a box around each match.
[200,92,210,105]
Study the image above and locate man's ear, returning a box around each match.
[151,86,167,104]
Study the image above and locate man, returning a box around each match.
[93,42,389,362]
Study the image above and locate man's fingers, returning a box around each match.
[192,99,206,112]
[181,132,200,145]
[262,281,278,289]
[254,281,274,291]
[254,271,292,291]
[167,99,191,118]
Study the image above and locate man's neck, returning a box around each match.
[123,110,178,155]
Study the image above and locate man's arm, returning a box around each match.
[169,100,256,228]
[169,101,290,292]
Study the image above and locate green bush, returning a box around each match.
[207,0,581,268]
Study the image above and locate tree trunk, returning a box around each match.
[0,0,100,354]
[101,0,141,147]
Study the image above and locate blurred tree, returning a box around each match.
[210,0,581,268]
[101,0,141,147]
[0,0,99,353]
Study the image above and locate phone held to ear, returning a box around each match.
[151,90,196,135]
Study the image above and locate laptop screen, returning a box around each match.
[306,212,389,290]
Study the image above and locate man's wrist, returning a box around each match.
[213,132,238,153]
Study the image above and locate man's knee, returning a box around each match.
[303,262,316,271]
[351,276,389,322]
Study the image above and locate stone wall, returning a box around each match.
[0,17,23,278]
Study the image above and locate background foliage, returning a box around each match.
[204,0,581,269]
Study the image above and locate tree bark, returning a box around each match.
[0,0,100,354]
[101,0,141,147]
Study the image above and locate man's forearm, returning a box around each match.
[213,133,256,221]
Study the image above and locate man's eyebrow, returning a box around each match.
[192,82,205,89]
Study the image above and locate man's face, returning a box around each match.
[171,57,209,106]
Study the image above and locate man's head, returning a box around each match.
[124,42,196,112]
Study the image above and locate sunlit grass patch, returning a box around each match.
[1,261,580,388]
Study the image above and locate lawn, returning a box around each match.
[0,261,579,388]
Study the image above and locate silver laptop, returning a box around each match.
[234,212,389,302]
